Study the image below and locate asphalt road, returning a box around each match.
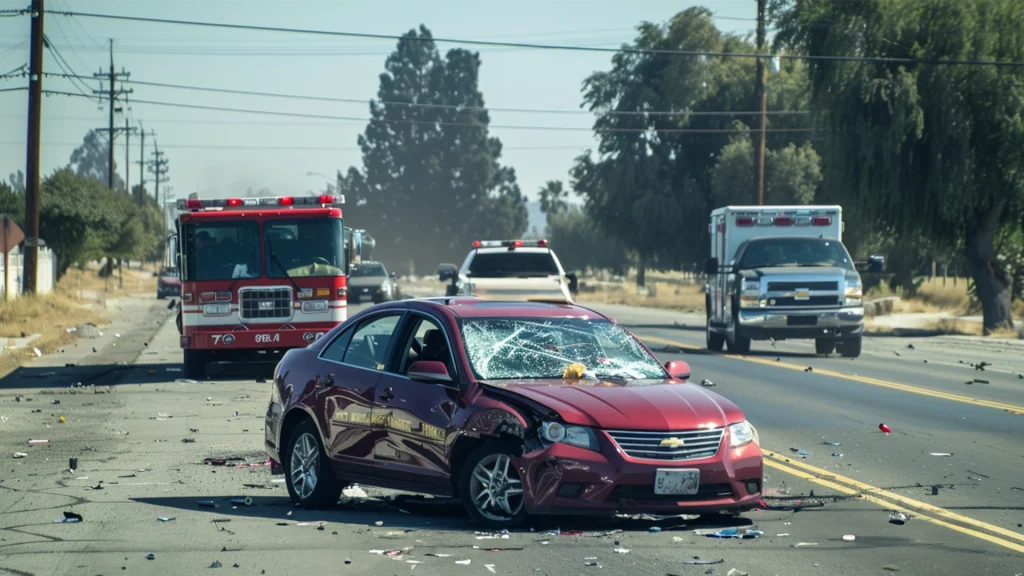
[0,295,1021,576]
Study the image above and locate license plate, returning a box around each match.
[654,469,700,495]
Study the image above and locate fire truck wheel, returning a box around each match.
[183,350,207,380]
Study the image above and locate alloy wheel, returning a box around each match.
[468,453,524,522]
[290,432,320,500]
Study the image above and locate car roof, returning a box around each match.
[397,298,606,319]
[472,247,552,255]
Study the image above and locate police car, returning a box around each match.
[439,240,578,303]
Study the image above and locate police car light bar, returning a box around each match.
[472,239,547,249]
[178,194,345,211]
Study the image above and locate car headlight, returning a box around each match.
[540,421,600,452]
[301,300,328,313]
[845,275,863,304]
[739,279,761,308]
[728,420,755,448]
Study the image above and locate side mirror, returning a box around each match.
[390,271,397,279]
[705,257,719,276]
[664,360,691,381]
[437,263,457,282]
[565,272,579,295]
[408,361,452,384]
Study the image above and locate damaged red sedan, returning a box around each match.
[264,298,763,527]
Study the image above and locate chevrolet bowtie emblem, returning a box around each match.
[660,437,685,448]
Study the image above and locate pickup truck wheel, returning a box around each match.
[837,336,862,358]
[727,332,751,355]
[706,324,725,352]
[815,338,835,355]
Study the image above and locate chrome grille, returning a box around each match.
[767,281,837,291]
[239,287,292,319]
[606,428,725,461]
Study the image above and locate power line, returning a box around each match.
[42,72,811,118]
[43,89,817,134]
[44,9,1024,67]
[43,35,101,103]
[0,86,27,93]
[0,140,598,151]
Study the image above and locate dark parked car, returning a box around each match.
[264,298,762,527]
[156,266,180,299]
[347,261,397,304]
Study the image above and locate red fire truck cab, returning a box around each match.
[173,194,349,379]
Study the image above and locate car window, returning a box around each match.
[466,252,559,278]
[320,327,354,363]
[398,315,455,377]
[342,315,402,371]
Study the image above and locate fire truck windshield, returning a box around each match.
[264,219,346,278]
[182,221,262,281]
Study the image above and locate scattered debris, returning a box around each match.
[614,547,630,554]
[182,438,195,443]
[879,423,891,434]
[804,366,813,372]
[32,347,41,357]
[842,534,856,542]
[700,378,715,387]
[973,379,989,384]
[375,521,384,526]
[893,351,900,357]
[13,452,27,458]
[58,511,83,523]
[793,542,818,547]
[831,453,843,457]
[776,533,790,537]
[343,485,368,498]
[883,567,900,572]
[888,511,909,525]
[789,448,812,457]
[823,441,841,446]
[455,559,471,565]
[146,553,155,560]
[649,527,662,533]
[975,362,990,371]
[907,344,914,350]
[685,559,724,565]
[86,481,104,490]
[966,469,990,479]
[230,497,253,506]
[696,528,763,539]
[28,439,49,445]
[210,560,223,568]
[727,570,749,576]
[158,517,176,522]
[929,453,953,457]
[58,415,66,424]
[484,565,496,574]
[197,500,218,508]
[51,399,60,405]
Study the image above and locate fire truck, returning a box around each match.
[172,194,350,378]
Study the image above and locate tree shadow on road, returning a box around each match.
[0,361,274,390]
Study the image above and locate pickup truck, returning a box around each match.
[439,239,578,303]
[705,206,868,357]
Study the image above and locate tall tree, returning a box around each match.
[69,130,125,192]
[712,132,822,206]
[772,0,1024,331]
[7,170,25,194]
[537,180,569,215]
[341,26,526,274]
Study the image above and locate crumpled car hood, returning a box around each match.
[481,379,745,431]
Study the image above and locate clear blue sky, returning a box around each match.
[0,0,755,203]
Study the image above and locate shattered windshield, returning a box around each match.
[265,219,345,278]
[460,317,666,380]
[739,238,854,271]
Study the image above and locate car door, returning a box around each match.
[372,312,462,493]
[315,312,404,480]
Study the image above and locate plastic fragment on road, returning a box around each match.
[789,448,812,457]
[878,423,891,434]
[13,452,27,458]
[343,485,368,498]
[32,347,41,357]
[823,441,841,446]
[584,561,601,567]
[58,416,66,424]
[685,559,724,565]
[57,511,83,523]
[146,553,155,560]
[672,536,684,542]
[648,526,662,533]
[485,565,496,573]
[804,366,812,372]
[197,500,218,508]
[697,528,763,539]
[929,453,953,457]
[614,547,630,554]
[158,517,175,522]
[832,453,843,457]
[230,497,253,506]
[28,439,49,445]
[86,481,103,490]
[455,559,471,565]
[776,533,790,537]
[425,553,451,557]
[271,479,286,483]
[888,511,909,525]
[727,570,749,576]
[700,378,715,387]
[209,560,223,568]
[793,542,818,547]
[842,534,856,542]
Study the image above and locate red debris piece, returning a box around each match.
[879,423,891,434]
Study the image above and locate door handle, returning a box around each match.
[379,387,394,402]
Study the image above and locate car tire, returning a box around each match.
[815,338,835,355]
[837,336,862,358]
[459,442,528,529]
[183,349,206,380]
[706,324,725,352]
[726,317,751,355]
[284,419,344,509]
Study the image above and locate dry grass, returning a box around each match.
[576,281,705,312]
[866,277,972,314]
[61,264,158,298]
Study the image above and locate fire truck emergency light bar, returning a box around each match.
[176,195,345,211]
[472,239,548,248]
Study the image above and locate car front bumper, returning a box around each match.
[737,306,863,340]
[513,433,763,516]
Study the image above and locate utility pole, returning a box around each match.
[149,145,168,204]
[753,0,767,206]
[93,39,131,191]
[138,122,155,199]
[125,116,131,200]
[23,0,43,295]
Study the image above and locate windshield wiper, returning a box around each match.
[265,236,301,293]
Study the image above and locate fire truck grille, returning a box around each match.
[239,288,292,319]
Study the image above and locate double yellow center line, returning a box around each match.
[639,334,1024,414]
